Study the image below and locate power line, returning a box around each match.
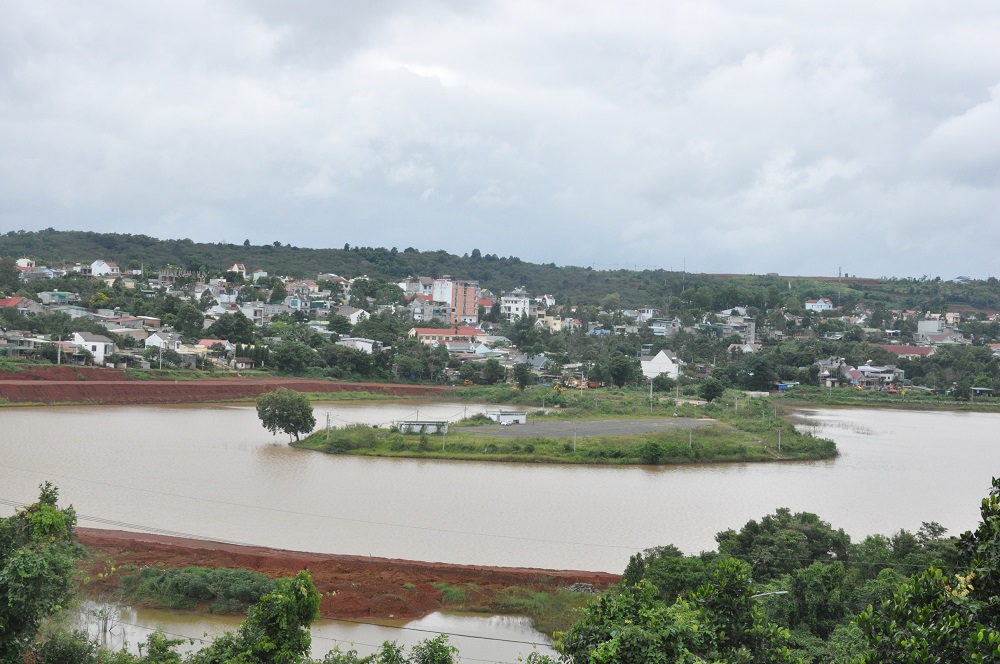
[0,490,959,573]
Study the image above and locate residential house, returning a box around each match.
[500,288,532,322]
[37,291,74,305]
[406,295,449,322]
[876,345,935,360]
[231,357,255,370]
[535,315,569,332]
[640,350,681,380]
[0,296,44,315]
[408,326,484,345]
[72,332,115,366]
[145,331,183,352]
[728,343,762,354]
[334,306,369,326]
[398,276,435,297]
[636,307,660,322]
[49,305,94,319]
[317,273,350,294]
[511,353,550,372]
[647,317,682,337]
[443,340,478,355]
[90,260,121,278]
[856,363,905,389]
[249,302,288,326]
[805,298,834,312]
[534,294,556,309]
[102,316,144,330]
[197,339,235,354]
[336,337,382,354]
[18,266,55,281]
[815,357,848,387]
[227,263,247,279]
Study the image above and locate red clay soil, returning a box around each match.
[0,366,453,404]
[77,528,618,621]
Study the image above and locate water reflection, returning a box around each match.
[73,601,555,662]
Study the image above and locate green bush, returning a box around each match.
[120,566,276,612]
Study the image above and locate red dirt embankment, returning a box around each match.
[78,528,618,620]
[0,367,453,404]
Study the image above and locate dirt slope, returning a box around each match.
[77,528,618,620]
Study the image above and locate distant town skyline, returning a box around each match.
[2,2,999,279]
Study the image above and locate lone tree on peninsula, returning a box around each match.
[255,388,316,442]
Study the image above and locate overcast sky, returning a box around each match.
[2,2,999,278]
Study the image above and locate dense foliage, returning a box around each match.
[256,388,317,442]
[0,483,82,664]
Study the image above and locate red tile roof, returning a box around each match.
[0,297,26,308]
[876,344,934,356]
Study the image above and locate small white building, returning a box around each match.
[90,260,121,278]
[396,420,449,434]
[640,350,681,380]
[804,298,834,312]
[72,332,115,365]
[336,337,380,354]
[485,410,528,425]
[334,306,370,326]
[145,331,183,351]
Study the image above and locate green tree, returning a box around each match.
[481,359,505,385]
[327,314,353,336]
[513,362,534,390]
[187,570,320,664]
[607,352,641,388]
[716,508,850,582]
[174,303,205,338]
[699,377,725,402]
[0,257,19,294]
[270,340,321,373]
[207,312,256,345]
[0,483,83,663]
[255,388,316,442]
[560,559,798,663]
[856,478,1000,662]
[269,280,287,304]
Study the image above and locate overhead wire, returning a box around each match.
[0,490,963,573]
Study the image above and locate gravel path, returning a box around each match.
[471,417,713,439]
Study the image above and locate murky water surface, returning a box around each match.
[2,403,997,573]
[74,601,554,662]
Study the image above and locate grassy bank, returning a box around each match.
[294,387,836,465]
[775,384,1000,412]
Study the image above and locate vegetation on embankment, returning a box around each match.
[294,386,836,465]
[116,565,277,613]
[76,537,608,637]
[775,384,1000,412]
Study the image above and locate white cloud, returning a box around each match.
[2,1,1000,276]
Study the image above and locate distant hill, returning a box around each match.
[3,229,999,312]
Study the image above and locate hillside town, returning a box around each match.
[1,254,996,397]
